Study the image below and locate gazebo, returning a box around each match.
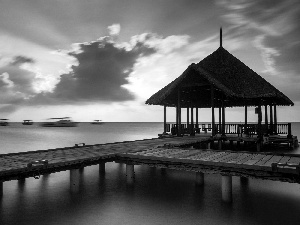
[146,29,294,150]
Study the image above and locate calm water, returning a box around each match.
[1,122,300,225]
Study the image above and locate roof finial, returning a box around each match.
[220,27,222,47]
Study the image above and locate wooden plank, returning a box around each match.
[261,156,284,167]
[242,154,266,165]
[287,157,300,164]
[254,155,273,166]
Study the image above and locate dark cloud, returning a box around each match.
[10,55,35,66]
[36,37,156,104]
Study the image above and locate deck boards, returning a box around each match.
[1,135,300,183]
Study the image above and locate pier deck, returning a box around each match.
[0,135,299,184]
[118,148,300,183]
[0,136,210,182]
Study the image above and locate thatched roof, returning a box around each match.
[146,47,294,108]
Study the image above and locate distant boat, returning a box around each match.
[91,120,104,125]
[0,119,9,126]
[41,117,78,127]
[22,120,34,125]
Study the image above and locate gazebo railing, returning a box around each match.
[165,123,292,137]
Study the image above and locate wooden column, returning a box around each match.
[195,172,204,186]
[222,175,232,202]
[219,107,222,134]
[211,86,215,136]
[187,107,190,134]
[245,104,248,134]
[270,105,273,135]
[222,101,225,136]
[264,105,268,134]
[257,104,262,152]
[177,88,182,136]
[274,105,277,134]
[163,105,166,134]
[196,108,199,132]
[191,106,195,136]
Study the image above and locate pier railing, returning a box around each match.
[166,123,292,137]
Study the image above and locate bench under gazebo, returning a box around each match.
[146,29,297,151]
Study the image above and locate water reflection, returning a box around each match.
[1,163,300,225]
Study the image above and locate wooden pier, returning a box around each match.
[1,135,300,202]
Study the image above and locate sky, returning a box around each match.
[0,0,300,122]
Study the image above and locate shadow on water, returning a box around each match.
[1,162,300,225]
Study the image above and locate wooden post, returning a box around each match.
[196,108,199,127]
[257,104,262,151]
[0,181,3,198]
[218,140,222,150]
[265,104,268,134]
[287,123,292,138]
[187,107,189,134]
[270,104,273,135]
[222,100,226,136]
[274,105,277,134]
[211,85,215,136]
[195,172,204,185]
[191,106,194,136]
[219,107,221,134]
[163,105,167,134]
[222,175,232,202]
[177,88,182,136]
[126,164,134,184]
[99,162,105,175]
[245,104,248,135]
[70,169,80,193]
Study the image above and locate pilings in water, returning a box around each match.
[195,172,204,186]
[126,164,134,185]
[99,162,106,175]
[221,175,232,202]
[70,169,80,193]
[0,181,3,197]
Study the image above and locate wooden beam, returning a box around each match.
[245,104,248,134]
[191,106,194,136]
[196,108,198,127]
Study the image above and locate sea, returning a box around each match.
[1,122,300,225]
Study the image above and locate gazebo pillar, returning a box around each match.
[219,107,222,134]
[196,108,199,132]
[245,104,248,135]
[191,105,194,136]
[274,105,277,134]
[163,105,167,134]
[222,101,226,137]
[187,107,189,134]
[264,105,268,134]
[177,88,182,136]
[270,104,273,135]
[211,85,215,136]
[257,104,262,152]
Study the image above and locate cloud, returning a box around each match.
[217,0,300,101]
[29,33,156,105]
[108,24,121,36]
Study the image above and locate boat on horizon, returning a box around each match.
[0,119,9,126]
[41,117,78,127]
[22,120,34,125]
[91,120,104,125]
